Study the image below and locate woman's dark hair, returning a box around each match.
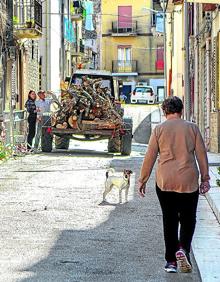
[28,90,36,100]
[161,96,183,115]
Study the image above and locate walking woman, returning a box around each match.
[25,90,37,150]
[138,96,210,273]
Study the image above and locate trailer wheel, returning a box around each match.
[108,135,121,153]
[41,127,53,152]
[121,118,133,156]
[55,136,70,150]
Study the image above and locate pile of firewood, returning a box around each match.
[51,77,123,130]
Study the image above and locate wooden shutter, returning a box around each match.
[118,6,132,28]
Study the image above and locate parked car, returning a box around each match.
[130,85,156,104]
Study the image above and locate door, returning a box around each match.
[118,46,132,72]
[156,46,164,71]
[118,6,132,29]
[157,87,165,102]
[122,85,132,104]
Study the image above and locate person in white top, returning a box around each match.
[34,90,52,150]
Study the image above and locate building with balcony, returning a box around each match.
[39,0,75,94]
[165,0,220,153]
[101,0,165,101]
[1,0,43,114]
[13,0,42,39]
[69,0,100,71]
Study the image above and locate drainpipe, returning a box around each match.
[194,3,199,124]
[162,0,167,97]
[184,0,190,121]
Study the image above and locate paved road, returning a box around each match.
[0,141,201,282]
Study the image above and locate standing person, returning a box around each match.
[138,96,210,273]
[34,90,51,151]
[25,90,37,150]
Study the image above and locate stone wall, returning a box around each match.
[210,112,220,153]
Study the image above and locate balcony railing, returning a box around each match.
[13,0,42,39]
[112,60,137,73]
[111,21,138,36]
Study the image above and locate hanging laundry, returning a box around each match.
[73,0,80,8]
[84,0,94,31]
[155,13,164,33]
[70,5,75,15]
[82,8,86,19]
[64,17,75,43]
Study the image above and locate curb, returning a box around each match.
[206,188,220,224]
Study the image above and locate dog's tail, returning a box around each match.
[106,168,115,179]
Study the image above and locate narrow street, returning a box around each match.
[0,141,201,282]
[1,0,220,281]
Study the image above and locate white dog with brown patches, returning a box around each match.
[103,168,133,203]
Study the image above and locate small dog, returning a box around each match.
[103,168,133,203]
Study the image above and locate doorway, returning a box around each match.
[122,85,132,104]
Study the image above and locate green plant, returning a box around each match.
[13,16,19,25]
[0,141,13,161]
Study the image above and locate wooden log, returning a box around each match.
[56,122,68,129]
[81,120,116,130]
[68,116,78,129]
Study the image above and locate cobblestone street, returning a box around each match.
[0,142,201,282]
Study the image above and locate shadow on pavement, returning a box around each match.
[19,152,201,282]
[39,149,114,158]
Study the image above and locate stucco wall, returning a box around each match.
[101,0,164,79]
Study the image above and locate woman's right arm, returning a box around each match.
[139,128,159,185]
[194,127,210,182]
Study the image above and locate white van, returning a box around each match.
[130,85,156,104]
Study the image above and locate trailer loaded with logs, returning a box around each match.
[42,70,133,155]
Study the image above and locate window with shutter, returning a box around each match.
[156,46,164,70]
[118,6,132,28]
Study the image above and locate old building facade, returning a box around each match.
[165,0,220,153]
[101,0,165,101]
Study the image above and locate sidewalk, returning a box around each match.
[192,152,220,282]
[206,152,220,224]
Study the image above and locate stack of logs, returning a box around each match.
[51,77,123,131]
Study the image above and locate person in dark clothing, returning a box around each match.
[25,90,37,150]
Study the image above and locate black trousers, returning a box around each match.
[156,184,199,262]
[27,116,36,149]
